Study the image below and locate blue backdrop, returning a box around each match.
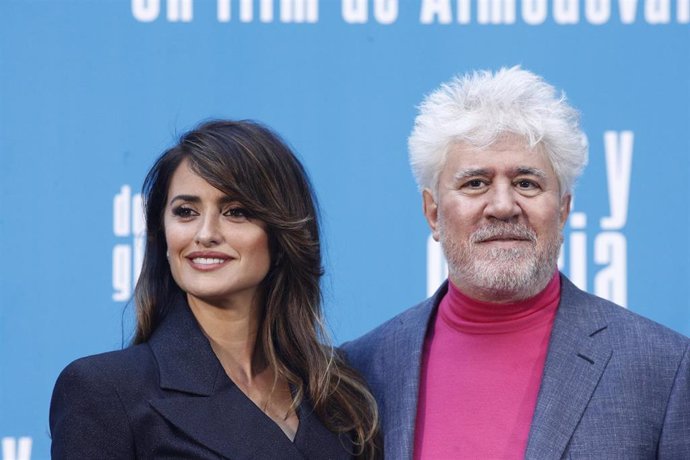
[2,1,689,458]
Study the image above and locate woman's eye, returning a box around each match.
[225,207,251,219]
[172,206,196,218]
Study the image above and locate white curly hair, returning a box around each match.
[408,66,588,197]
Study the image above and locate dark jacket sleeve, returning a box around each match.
[49,357,136,459]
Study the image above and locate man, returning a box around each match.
[343,67,689,459]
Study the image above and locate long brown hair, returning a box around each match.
[133,120,379,457]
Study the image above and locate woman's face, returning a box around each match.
[163,159,271,309]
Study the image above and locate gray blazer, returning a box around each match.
[343,274,690,459]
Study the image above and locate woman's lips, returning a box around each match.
[185,252,232,270]
[191,257,227,265]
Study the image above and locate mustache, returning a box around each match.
[470,223,537,244]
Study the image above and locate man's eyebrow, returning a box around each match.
[450,167,549,185]
[452,168,492,182]
[515,166,548,178]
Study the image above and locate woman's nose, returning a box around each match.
[195,214,222,246]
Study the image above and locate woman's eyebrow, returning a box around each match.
[169,194,200,205]
[168,195,239,206]
[218,196,237,205]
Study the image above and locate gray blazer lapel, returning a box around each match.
[525,276,612,459]
[384,284,445,460]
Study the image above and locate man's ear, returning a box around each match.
[559,193,572,230]
[423,188,440,241]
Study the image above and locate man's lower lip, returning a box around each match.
[480,239,528,242]
[477,239,531,245]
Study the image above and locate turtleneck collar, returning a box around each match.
[440,271,561,335]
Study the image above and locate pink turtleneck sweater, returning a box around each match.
[413,272,560,459]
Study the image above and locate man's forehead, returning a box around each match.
[446,142,553,168]
[449,133,539,154]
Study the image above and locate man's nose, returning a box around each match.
[483,184,521,221]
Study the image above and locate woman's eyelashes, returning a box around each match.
[224,206,252,220]
[170,202,252,221]
[172,205,197,218]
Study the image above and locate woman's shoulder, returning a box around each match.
[49,345,158,459]
[54,344,157,395]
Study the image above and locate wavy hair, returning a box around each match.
[408,66,588,196]
[133,120,379,457]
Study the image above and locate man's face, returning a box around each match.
[423,134,570,303]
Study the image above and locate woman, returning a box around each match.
[50,120,379,459]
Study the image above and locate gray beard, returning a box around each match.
[441,222,562,302]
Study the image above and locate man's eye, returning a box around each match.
[516,179,536,188]
[459,179,488,194]
[465,179,485,188]
[172,206,196,218]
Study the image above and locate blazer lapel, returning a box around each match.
[147,295,306,460]
[385,284,445,460]
[149,383,304,460]
[524,276,612,459]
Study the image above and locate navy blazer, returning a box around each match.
[343,275,690,459]
[50,296,353,460]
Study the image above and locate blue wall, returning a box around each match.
[2,1,689,458]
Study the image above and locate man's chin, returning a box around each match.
[473,247,531,262]
[460,261,543,298]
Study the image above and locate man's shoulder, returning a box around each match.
[339,294,439,409]
[340,288,443,382]
[602,299,688,352]
[344,296,435,351]
[561,276,689,351]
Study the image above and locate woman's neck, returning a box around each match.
[185,292,299,441]
[186,293,264,383]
